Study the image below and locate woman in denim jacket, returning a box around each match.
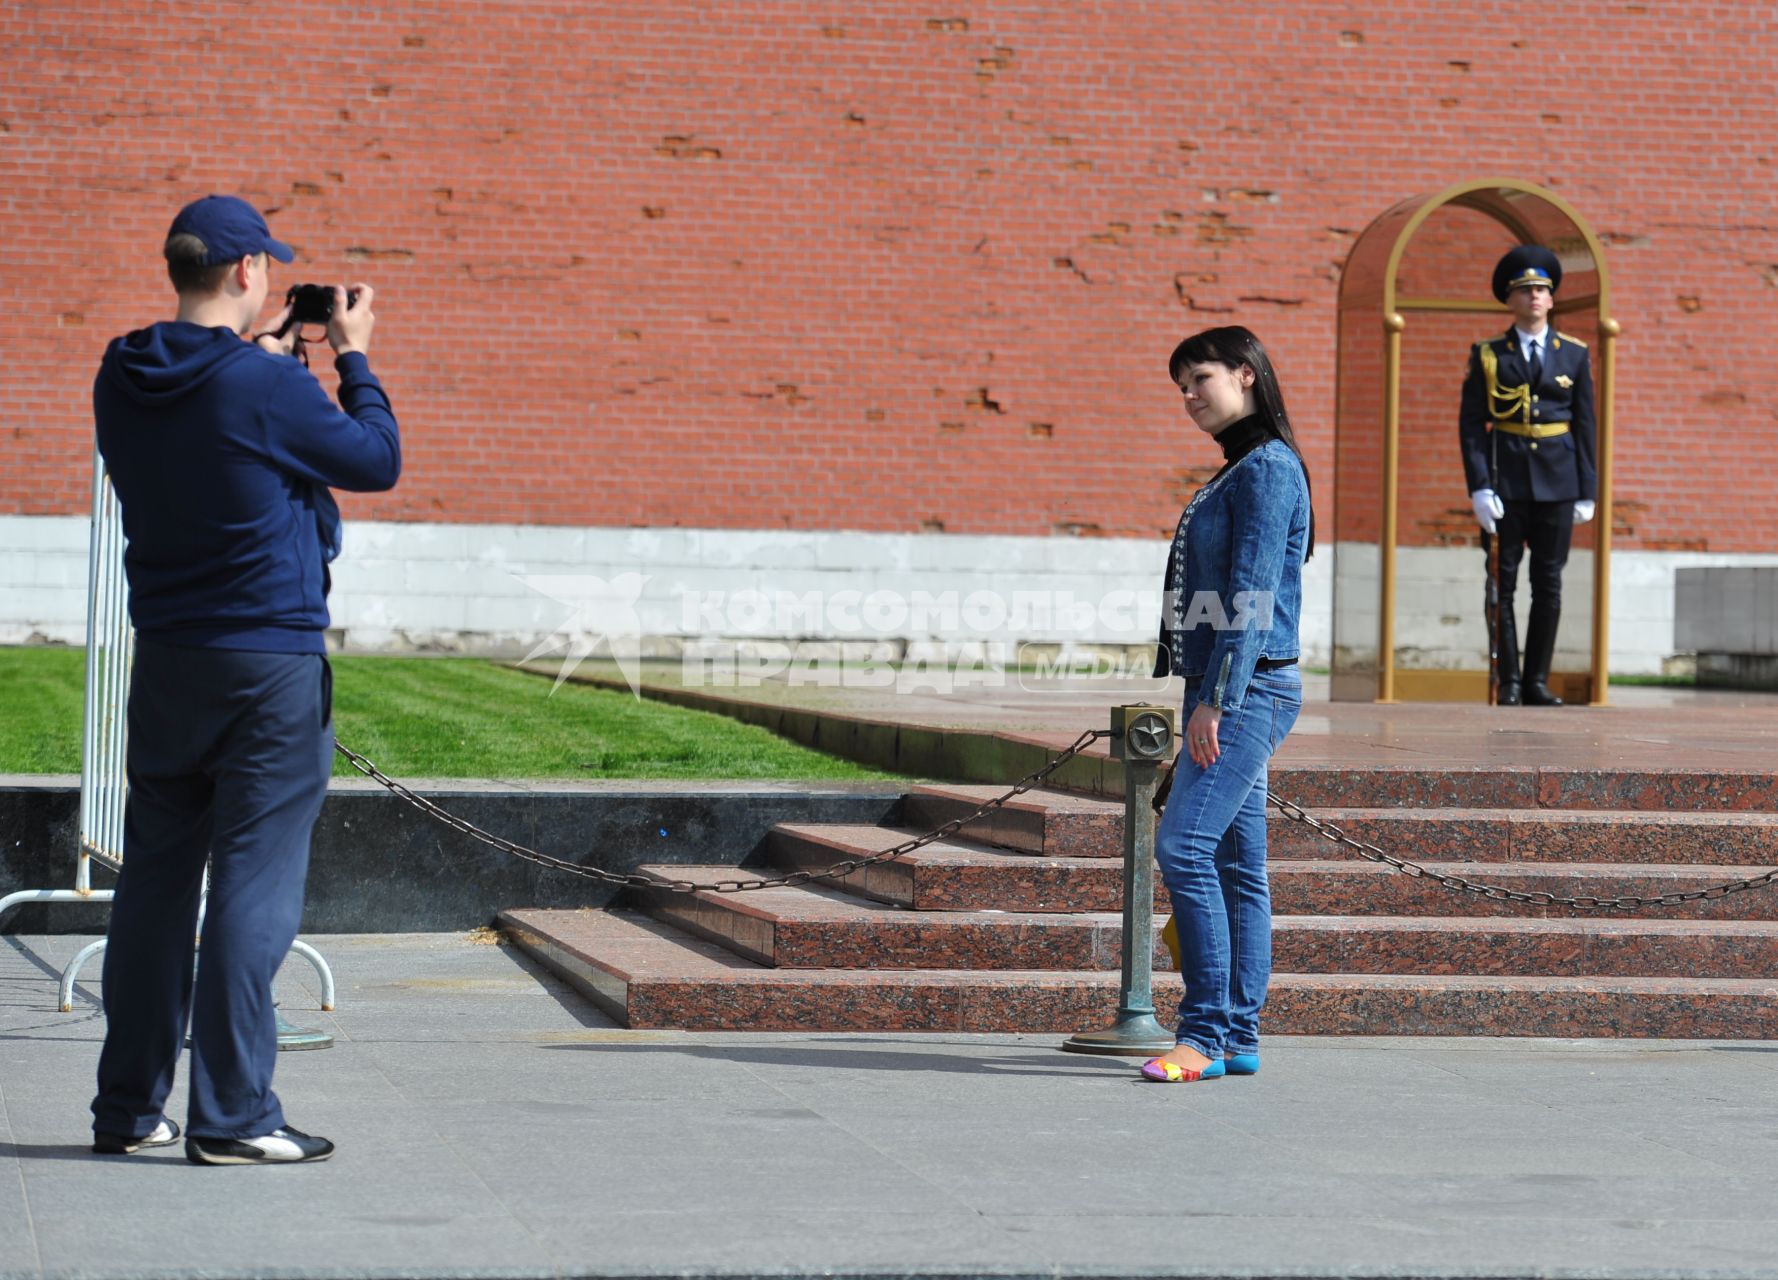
[1142,325,1315,1084]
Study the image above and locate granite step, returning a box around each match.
[1270,915,1778,978]
[1265,972,1778,1039]
[1267,765,1778,812]
[896,789,1778,866]
[627,870,1778,977]
[765,823,1131,912]
[500,908,1778,1038]
[629,868,1140,969]
[1270,861,1778,920]
[768,825,1778,919]
[1266,807,1778,865]
[898,785,1124,858]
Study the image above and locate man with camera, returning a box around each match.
[89,194,400,1165]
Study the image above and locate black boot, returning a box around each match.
[1494,603,1522,705]
[1522,601,1564,706]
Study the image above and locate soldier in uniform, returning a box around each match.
[1459,245,1597,706]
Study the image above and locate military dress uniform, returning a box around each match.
[1458,246,1597,705]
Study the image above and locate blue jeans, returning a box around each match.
[1153,666,1302,1059]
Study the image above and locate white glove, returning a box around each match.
[1471,488,1505,535]
[1574,500,1596,525]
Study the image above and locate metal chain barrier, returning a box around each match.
[1268,794,1778,911]
[336,732,1776,912]
[332,730,1109,895]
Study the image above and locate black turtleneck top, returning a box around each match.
[1210,414,1271,477]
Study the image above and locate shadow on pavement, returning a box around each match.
[1,936,72,982]
[537,1040,1141,1078]
[496,944,621,1030]
[0,1141,147,1164]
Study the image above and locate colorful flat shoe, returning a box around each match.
[1160,915,1181,971]
[1224,1053,1260,1076]
[1140,1056,1226,1083]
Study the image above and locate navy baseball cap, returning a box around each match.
[165,194,294,265]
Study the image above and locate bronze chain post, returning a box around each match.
[1061,704,1177,1057]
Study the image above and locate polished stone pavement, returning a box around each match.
[6,931,1778,1280]
[538,660,1778,775]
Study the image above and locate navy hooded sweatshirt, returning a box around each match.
[94,323,401,653]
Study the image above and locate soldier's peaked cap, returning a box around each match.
[1492,244,1562,303]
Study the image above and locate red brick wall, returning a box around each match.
[5,1,1774,552]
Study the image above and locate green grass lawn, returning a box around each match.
[0,646,85,772]
[0,648,899,780]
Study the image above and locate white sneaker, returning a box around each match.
[184,1125,334,1165]
[92,1118,180,1155]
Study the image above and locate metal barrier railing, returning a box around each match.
[79,458,130,884]
[0,457,128,953]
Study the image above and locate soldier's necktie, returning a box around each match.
[1527,338,1543,385]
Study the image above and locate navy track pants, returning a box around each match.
[91,638,332,1141]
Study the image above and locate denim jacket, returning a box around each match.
[1153,438,1310,712]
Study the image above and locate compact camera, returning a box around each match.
[285,283,360,325]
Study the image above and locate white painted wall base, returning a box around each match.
[4,515,1771,675]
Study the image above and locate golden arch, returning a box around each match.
[1331,178,1620,704]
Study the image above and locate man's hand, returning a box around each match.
[254,303,299,356]
[1574,499,1596,525]
[327,283,375,357]
[1471,488,1505,535]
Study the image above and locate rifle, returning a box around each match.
[1485,387,1502,706]
[1477,339,1526,708]
[1485,529,1499,706]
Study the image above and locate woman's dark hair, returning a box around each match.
[1167,324,1315,560]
